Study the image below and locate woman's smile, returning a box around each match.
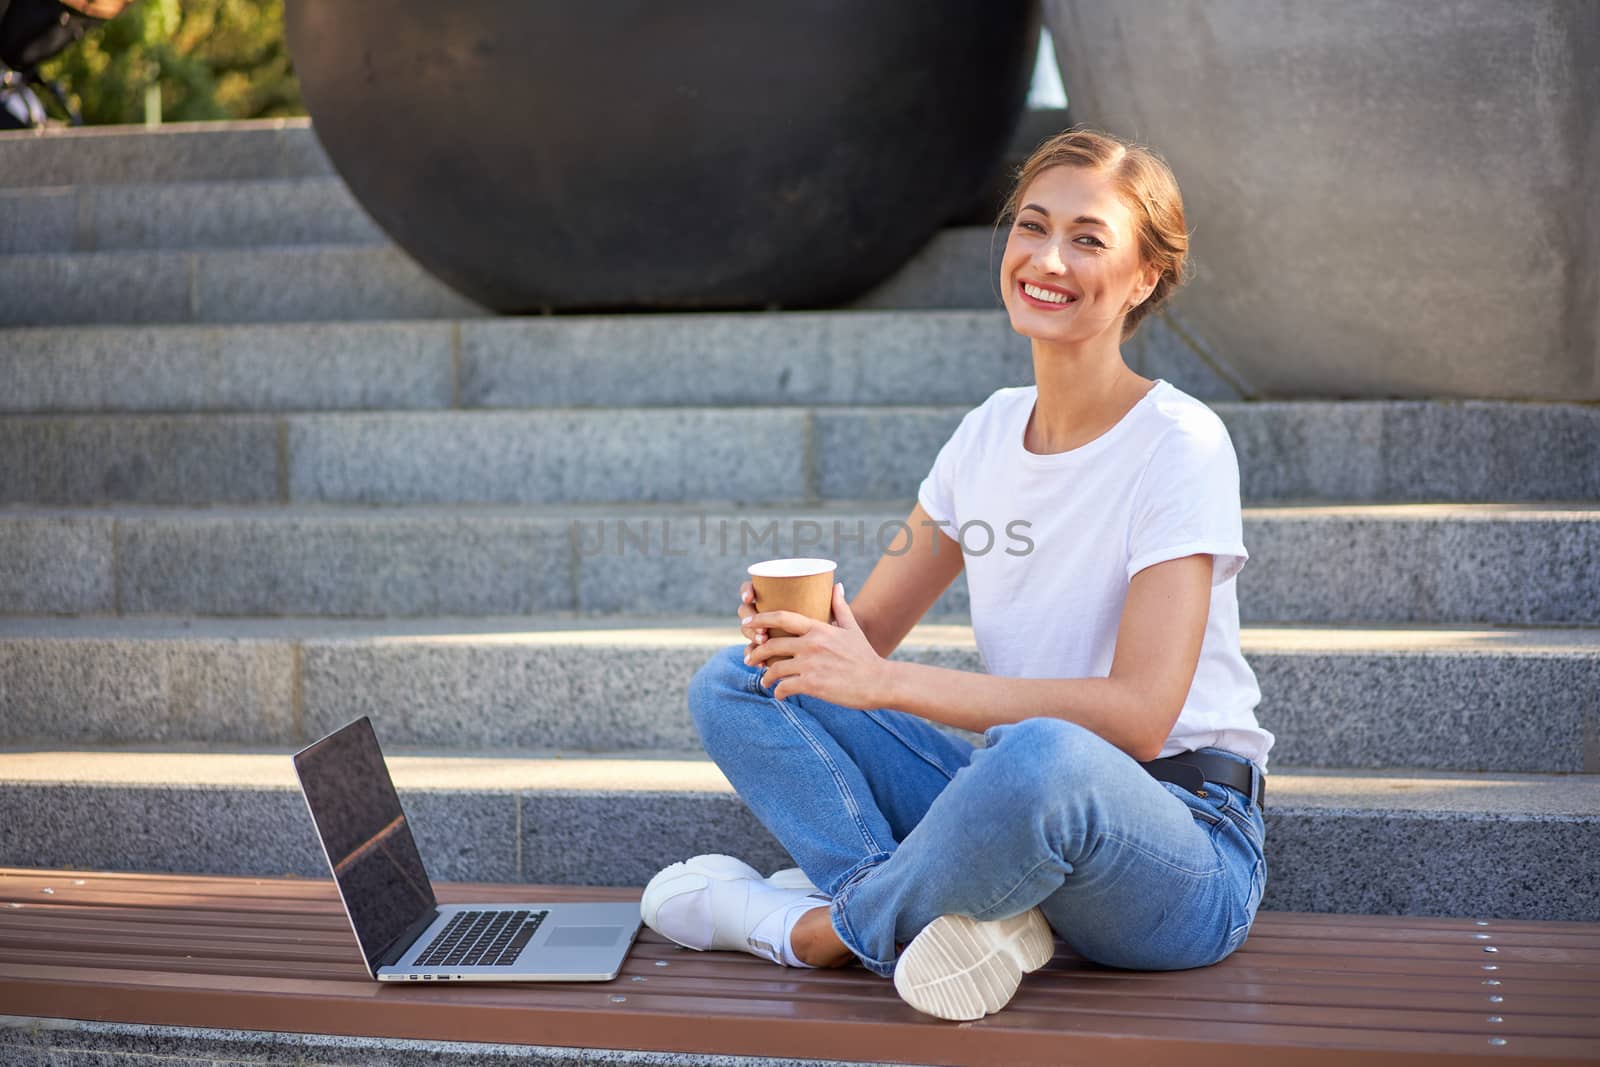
[1019,280,1080,308]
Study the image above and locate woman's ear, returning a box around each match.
[1140,262,1162,300]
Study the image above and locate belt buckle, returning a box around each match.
[1195,749,1266,812]
[1140,757,1207,798]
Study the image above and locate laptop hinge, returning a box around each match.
[375,906,441,971]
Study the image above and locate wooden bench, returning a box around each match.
[2,867,1598,1066]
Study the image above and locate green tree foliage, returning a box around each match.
[37,0,304,124]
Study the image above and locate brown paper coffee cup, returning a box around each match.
[748,558,838,658]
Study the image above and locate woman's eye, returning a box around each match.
[1075,235,1106,248]
[1018,220,1045,233]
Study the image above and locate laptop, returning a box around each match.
[293,716,642,982]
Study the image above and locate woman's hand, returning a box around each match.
[743,582,890,708]
[737,580,766,657]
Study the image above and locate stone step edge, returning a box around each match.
[6,399,1600,418]
[6,501,1594,625]
[0,1017,857,1067]
[0,120,331,192]
[0,229,993,265]
[4,501,1599,521]
[0,109,1065,198]
[0,116,311,139]
[0,177,383,257]
[4,407,1598,507]
[0,176,344,194]
[0,306,991,331]
[1,614,1597,655]
[1,749,1598,817]
[0,232,997,326]
[2,614,1594,777]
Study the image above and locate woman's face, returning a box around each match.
[1000,165,1159,345]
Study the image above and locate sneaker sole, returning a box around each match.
[893,908,1055,1021]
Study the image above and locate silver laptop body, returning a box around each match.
[293,716,641,982]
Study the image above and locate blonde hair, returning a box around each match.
[998,127,1190,340]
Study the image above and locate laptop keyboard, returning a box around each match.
[415,909,549,968]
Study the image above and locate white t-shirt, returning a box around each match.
[916,379,1275,773]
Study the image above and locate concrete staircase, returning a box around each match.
[1,119,1597,924]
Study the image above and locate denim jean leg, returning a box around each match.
[833,717,1251,976]
[687,644,975,899]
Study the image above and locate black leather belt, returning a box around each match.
[1139,750,1266,811]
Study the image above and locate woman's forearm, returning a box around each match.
[876,659,1167,762]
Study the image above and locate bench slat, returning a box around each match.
[8,966,1600,1065]
[3,867,1598,1066]
[8,867,1598,939]
[7,940,1597,1021]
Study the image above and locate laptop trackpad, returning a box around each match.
[545,925,625,948]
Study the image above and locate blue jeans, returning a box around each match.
[687,644,1267,979]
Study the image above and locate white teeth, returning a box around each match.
[1023,282,1074,304]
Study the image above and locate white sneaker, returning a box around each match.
[766,866,818,892]
[892,908,1055,1021]
[640,854,825,964]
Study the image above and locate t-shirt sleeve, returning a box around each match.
[1126,419,1249,586]
[916,409,975,528]
[915,399,985,531]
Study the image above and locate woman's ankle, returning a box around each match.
[789,904,854,967]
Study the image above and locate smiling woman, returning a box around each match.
[997,130,1190,344]
[643,126,1273,1026]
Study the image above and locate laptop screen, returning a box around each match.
[293,717,436,973]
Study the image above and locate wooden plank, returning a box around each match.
[3,868,1599,1066]
[1216,909,1600,937]
[0,906,340,937]
[0,948,366,981]
[11,940,1596,1031]
[20,933,1576,991]
[16,954,1589,1042]
[10,869,1597,935]
[6,940,1593,1036]
[7,868,1595,945]
[6,955,1595,1030]
[11,915,1597,994]
[1249,923,1600,950]
[6,968,1599,1067]
[615,948,1600,1006]
[7,868,1595,948]
[0,901,347,931]
[1230,937,1600,966]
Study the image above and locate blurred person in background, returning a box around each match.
[1,0,133,128]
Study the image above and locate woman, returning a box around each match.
[641,128,1273,1021]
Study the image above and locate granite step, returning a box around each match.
[0,120,333,189]
[2,403,1597,507]
[0,244,487,325]
[0,312,1034,414]
[0,616,1594,775]
[0,116,1069,254]
[0,178,384,255]
[0,746,1594,922]
[0,109,1065,217]
[2,502,1596,625]
[8,1017,922,1067]
[0,227,1009,326]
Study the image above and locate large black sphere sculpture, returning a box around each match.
[284,2,1039,313]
